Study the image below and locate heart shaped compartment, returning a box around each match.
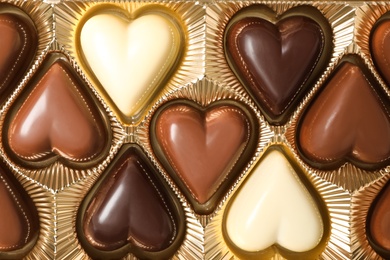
[371,11,390,87]
[3,52,111,169]
[77,144,185,259]
[0,162,39,259]
[0,3,38,105]
[366,180,390,259]
[77,4,185,124]
[224,5,332,125]
[297,55,390,170]
[223,146,329,260]
[150,99,258,215]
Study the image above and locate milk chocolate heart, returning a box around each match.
[0,163,39,259]
[151,100,258,214]
[0,5,37,104]
[225,5,331,125]
[367,180,390,259]
[298,55,390,170]
[223,147,328,259]
[4,53,110,168]
[371,13,390,86]
[79,6,184,123]
[78,145,184,260]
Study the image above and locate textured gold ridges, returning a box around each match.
[0,49,126,191]
[0,2,53,258]
[55,1,205,125]
[206,2,355,105]
[351,173,390,260]
[137,77,272,259]
[0,0,126,191]
[207,1,389,260]
[355,3,390,98]
[204,145,352,260]
[0,1,387,259]
[13,175,55,260]
[53,2,208,259]
[284,2,390,191]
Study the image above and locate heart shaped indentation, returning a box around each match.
[224,5,331,125]
[371,14,390,86]
[5,53,110,168]
[0,5,37,103]
[367,180,390,259]
[223,148,327,259]
[298,55,390,170]
[0,163,39,258]
[79,7,184,123]
[151,100,258,214]
[78,145,184,260]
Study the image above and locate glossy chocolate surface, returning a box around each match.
[298,57,390,170]
[78,7,184,123]
[0,8,37,102]
[5,54,109,168]
[371,16,390,86]
[223,147,329,260]
[0,164,38,257]
[367,181,390,258]
[225,7,328,124]
[79,145,183,259]
[151,100,258,214]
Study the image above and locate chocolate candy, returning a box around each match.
[224,5,332,125]
[0,4,37,104]
[0,1,390,259]
[223,147,328,260]
[78,145,184,259]
[367,181,390,259]
[78,5,184,123]
[371,13,390,86]
[4,53,110,168]
[0,163,39,259]
[150,99,258,214]
[298,55,390,170]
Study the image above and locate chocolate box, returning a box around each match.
[0,0,388,259]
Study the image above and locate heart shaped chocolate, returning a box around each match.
[298,55,390,170]
[223,147,328,259]
[367,180,390,259]
[5,53,110,168]
[371,14,390,86]
[0,5,37,103]
[79,6,184,123]
[78,145,184,259]
[151,100,258,214]
[0,163,39,258]
[225,5,331,125]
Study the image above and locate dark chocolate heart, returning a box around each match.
[298,56,390,170]
[0,163,39,258]
[225,6,331,125]
[367,180,390,259]
[78,145,184,259]
[5,54,109,168]
[151,100,258,214]
[371,14,390,86]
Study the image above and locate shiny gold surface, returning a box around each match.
[0,1,387,259]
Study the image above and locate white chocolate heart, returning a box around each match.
[224,149,323,252]
[80,12,182,119]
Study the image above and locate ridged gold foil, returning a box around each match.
[55,1,205,125]
[0,1,387,259]
[352,173,390,259]
[138,77,271,259]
